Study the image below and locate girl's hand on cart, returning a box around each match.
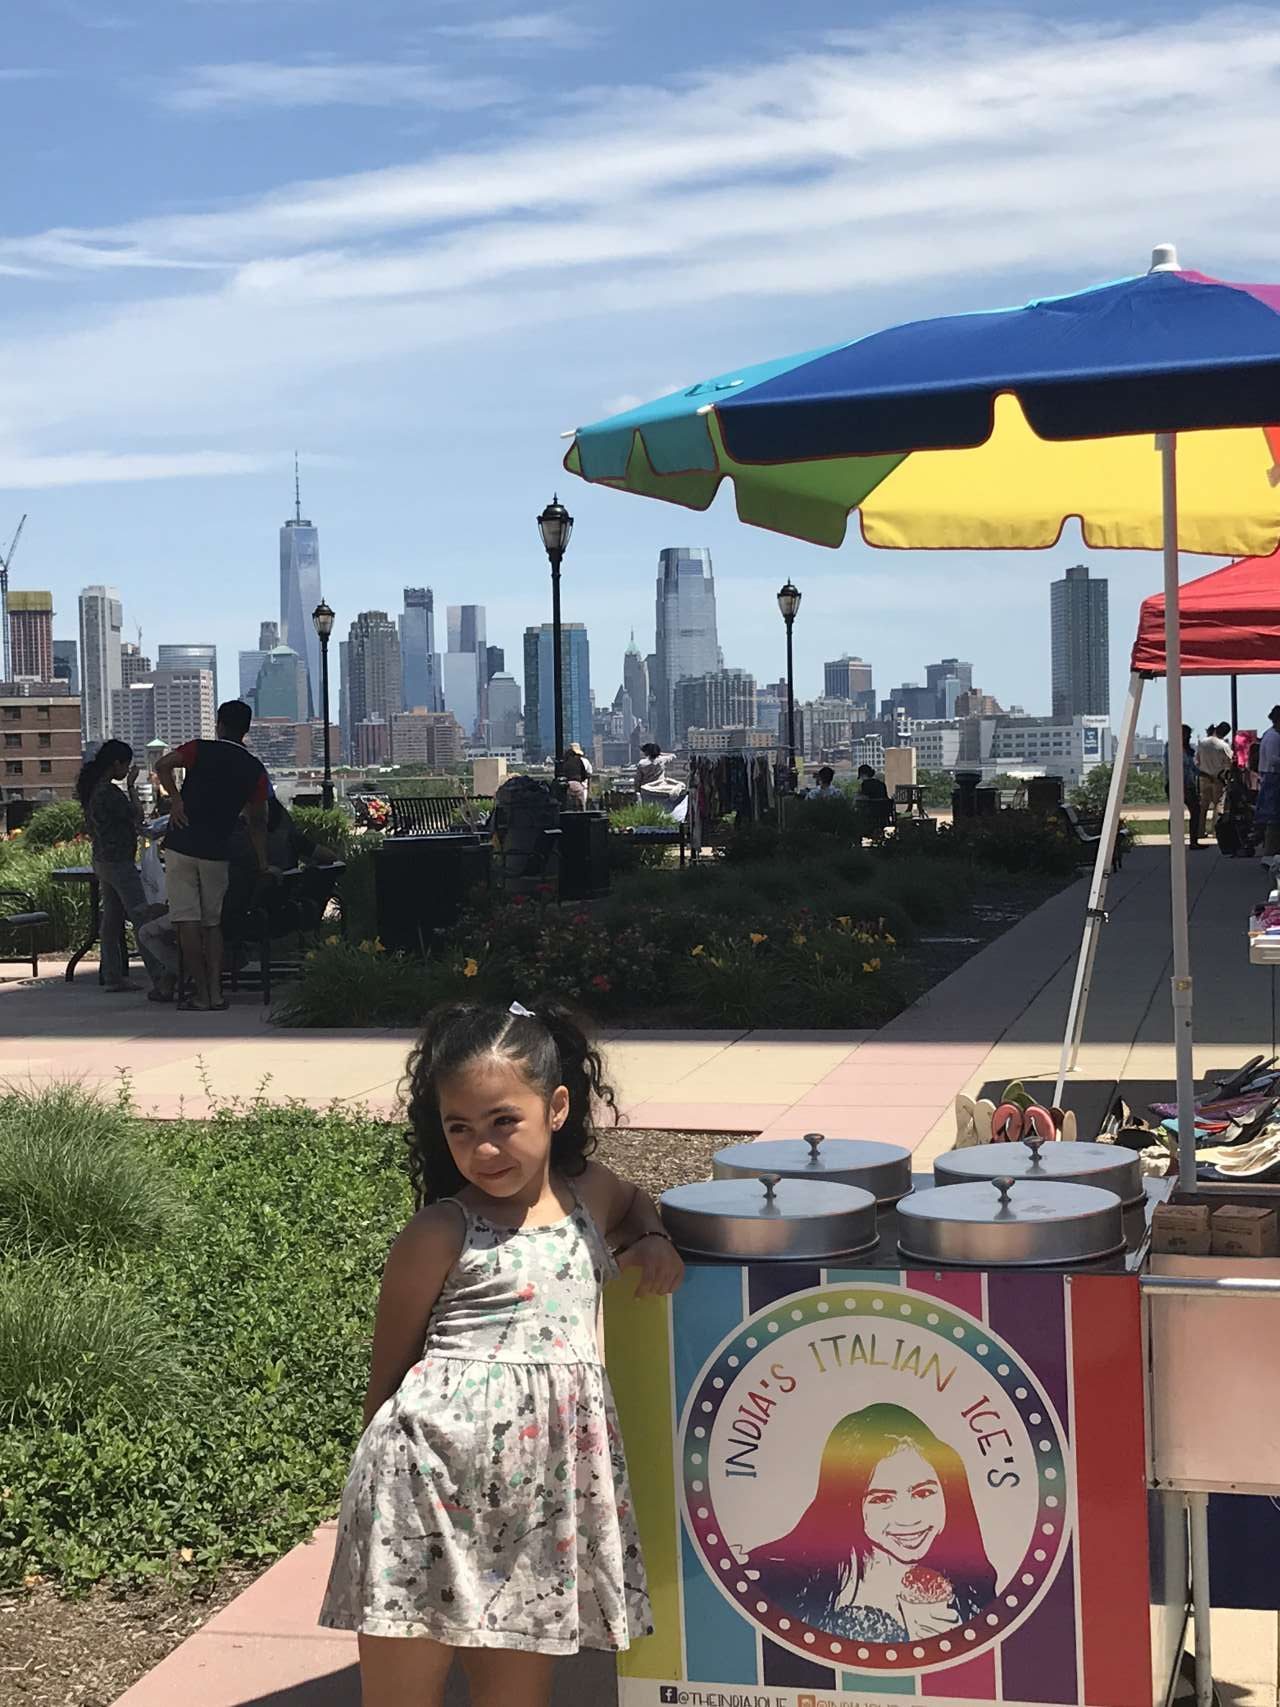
[618,1233,685,1298]
[901,1601,961,1640]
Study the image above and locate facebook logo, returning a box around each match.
[660,1689,679,1703]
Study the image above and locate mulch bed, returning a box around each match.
[0,1130,723,1707]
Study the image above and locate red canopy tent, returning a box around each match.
[1057,547,1280,1100]
[1131,546,1280,677]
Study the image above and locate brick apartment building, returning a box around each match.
[0,694,82,800]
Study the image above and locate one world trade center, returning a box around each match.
[280,457,323,718]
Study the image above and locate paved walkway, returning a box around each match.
[13,843,1259,1706]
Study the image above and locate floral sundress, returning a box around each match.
[319,1188,652,1655]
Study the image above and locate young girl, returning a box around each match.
[319,998,684,1706]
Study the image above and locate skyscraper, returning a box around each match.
[120,642,152,689]
[1051,564,1110,718]
[623,633,648,734]
[523,623,591,763]
[158,644,218,705]
[78,585,124,746]
[446,604,487,736]
[487,673,521,748]
[672,669,756,746]
[485,645,505,683]
[442,652,480,739]
[279,461,322,718]
[239,621,279,703]
[115,669,215,750]
[824,655,875,714]
[400,588,439,712]
[653,548,719,747]
[925,658,973,719]
[8,592,54,682]
[345,611,402,731]
[52,638,78,695]
[253,646,308,720]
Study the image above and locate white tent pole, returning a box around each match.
[1053,671,1145,1104]
[1159,432,1197,1188]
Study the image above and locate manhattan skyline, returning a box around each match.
[7,1,1279,734]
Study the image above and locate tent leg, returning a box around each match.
[1231,673,1239,738]
[1160,432,1197,1189]
[1053,673,1145,1104]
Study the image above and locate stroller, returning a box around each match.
[1215,765,1257,858]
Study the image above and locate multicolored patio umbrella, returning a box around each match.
[565,247,1280,1190]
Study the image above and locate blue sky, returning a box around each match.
[5,0,1280,735]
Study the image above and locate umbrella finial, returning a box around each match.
[1149,243,1181,273]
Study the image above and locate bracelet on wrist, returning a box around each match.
[619,1229,674,1254]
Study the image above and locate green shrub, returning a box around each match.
[0,1098,414,1588]
[22,800,86,850]
[0,839,95,950]
[0,1260,186,1426]
[608,801,674,830]
[675,916,904,1029]
[0,1083,185,1259]
[290,806,359,859]
[273,939,439,1028]
[783,794,862,838]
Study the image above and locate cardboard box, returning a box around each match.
[1152,1202,1213,1256]
[1211,1204,1280,1259]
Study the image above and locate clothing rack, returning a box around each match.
[686,750,779,850]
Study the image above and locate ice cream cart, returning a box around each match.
[606,1137,1189,1707]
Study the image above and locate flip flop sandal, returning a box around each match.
[955,1094,978,1146]
[1001,1080,1032,1111]
[1023,1105,1057,1141]
[1049,1105,1067,1134]
[1061,1110,1078,1143]
[973,1099,996,1145]
[992,1102,1024,1142]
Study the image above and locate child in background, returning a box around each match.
[320,998,684,1707]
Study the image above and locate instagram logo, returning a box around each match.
[799,1697,818,1707]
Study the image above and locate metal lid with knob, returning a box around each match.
[713,1132,912,1205]
[933,1133,1144,1206]
[897,1175,1126,1267]
[660,1171,879,1262]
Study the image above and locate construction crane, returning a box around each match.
[0,516,26,685]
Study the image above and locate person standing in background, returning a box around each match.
[1166,726,1203,849]
[1256,706,1280,859]
[154,701,270,1011]
[1195,722,1232,834]
[562,742,593,810]
[77,739,176,1000]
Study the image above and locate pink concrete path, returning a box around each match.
[98,847,1278,1704]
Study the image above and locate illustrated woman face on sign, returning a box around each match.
[749,1403,997,1646]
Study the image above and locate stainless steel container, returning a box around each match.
[712,1132,912,1205]
[660,1173,879,1262]
[933,1134,1144,1206]
[897,1176,1126,1267]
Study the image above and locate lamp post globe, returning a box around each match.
[537,496,574,784]
[312,600,336,809]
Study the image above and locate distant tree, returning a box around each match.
[916,769,956,807]
[1070,763,1168,814]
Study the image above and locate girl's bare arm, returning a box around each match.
[361,1205,463,1428]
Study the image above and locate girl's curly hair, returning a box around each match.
[402,998,618,1207]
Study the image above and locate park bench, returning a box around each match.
[389,796,493,836]
[0,887,50,978]
[1057,803,1133,871]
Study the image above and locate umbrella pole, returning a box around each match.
[1160,432,1197,1189]
[1053,671,1144,1104]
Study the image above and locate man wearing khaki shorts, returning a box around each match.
[154,700,270,1011]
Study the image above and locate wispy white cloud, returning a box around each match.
[0,449,267,490]
[162,58,511,113]
[435,10,600,47]
[7,8,1280,482]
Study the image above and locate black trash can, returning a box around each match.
[1027,774,1065,818]
[375,833,490,955]
[558,811,610,902]
[974,786,999,816]
[951,770,982,819]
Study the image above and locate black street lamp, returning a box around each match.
[777,579,802,783]
[537,495,574,781]
[312,599,336,810]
